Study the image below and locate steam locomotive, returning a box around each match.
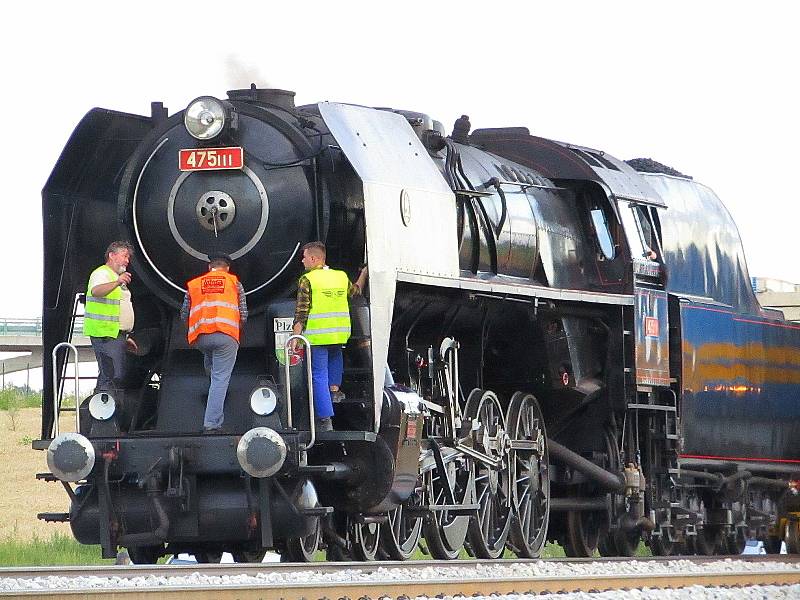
[37,86,800,563]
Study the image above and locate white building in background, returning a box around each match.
[753,277,800,322]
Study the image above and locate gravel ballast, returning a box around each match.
[2,559,800,593]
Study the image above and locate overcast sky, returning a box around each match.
[1,0,798,321]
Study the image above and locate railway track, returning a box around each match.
[3,556,800,599]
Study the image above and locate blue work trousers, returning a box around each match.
[310,344,343,419]
[193,332,239,429]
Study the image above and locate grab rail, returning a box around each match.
[51,342,80,437]
[283,335,316,449]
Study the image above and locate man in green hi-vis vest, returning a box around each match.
[84,240,135,392]
[290,241,367,432]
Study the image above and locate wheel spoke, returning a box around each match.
[522,495,534,539]
[481,497,492,529]
[518,482,531,503]
[393,507,402,538]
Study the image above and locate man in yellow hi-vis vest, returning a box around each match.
[84,241,135,392]
[291,242,367,431]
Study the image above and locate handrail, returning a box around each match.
[283,335,315,449]
[51,342,80,437]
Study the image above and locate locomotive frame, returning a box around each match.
[36,87,800,562]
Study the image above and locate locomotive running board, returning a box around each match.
[37,512,70,522]
[313,431,377,442]
[396,271,633,306]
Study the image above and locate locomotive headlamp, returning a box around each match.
[237,427,287,478]
[88,392,116,421]
[250,386,278,416]
[47,433,96,482]
[184,96,228,140]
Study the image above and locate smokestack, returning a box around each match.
[227,84,296,111]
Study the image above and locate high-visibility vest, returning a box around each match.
[304,268,351,346]
[84,265,122,338]
[187,270,241,344]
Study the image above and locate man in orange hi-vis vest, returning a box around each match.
[181,253,247,433]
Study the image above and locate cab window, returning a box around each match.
[632,205,662,260]
[590,208,615,260]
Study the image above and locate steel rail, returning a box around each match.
[2,556,800,598]
[2,554,800,578]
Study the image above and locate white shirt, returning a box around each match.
[88,267,134,332]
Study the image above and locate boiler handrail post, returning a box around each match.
[51,342,80,438]
[284,335,315,449]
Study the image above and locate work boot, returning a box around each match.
[315,417,333,432]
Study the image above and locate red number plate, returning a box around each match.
[179,147,243,171]
[645,316,660,337]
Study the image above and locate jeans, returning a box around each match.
[90,334,127,392]
[310,344,343,419]
[193,332,239,429]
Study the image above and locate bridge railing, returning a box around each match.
[0,317,85,336]
[0,318,43,336]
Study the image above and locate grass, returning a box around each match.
[0,388,42,411]
[0,532,646,566]
[0,533,115,567]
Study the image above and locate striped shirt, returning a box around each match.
[181,281,247,323]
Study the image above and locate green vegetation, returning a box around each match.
[0,387,42,431]
[0,533,115,567]
[541,542,568,558]
[0,531,647,566]
[0,387,42,412]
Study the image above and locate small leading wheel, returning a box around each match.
[694,526,722,555]
[764,535,783,554]
[597,529,618,557]
[465,389,512,559]
[351,520,381,561]
[564,509,602,557]
[422,447,475,560]
[127,545,163,565]
[506,392,550,558]
[649,529,678,556]
[725,528,747,555]
[787,520,800,554]
[380,491,424,560]
[285,517,321,562]
[612,527,641,557]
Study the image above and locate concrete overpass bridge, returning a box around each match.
[0,318,94,375]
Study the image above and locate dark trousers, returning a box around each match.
[90,334,127,391]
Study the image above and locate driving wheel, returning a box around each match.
[465,389,512,559]
[506,391,550,558]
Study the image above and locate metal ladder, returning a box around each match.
[50,293,95,437]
